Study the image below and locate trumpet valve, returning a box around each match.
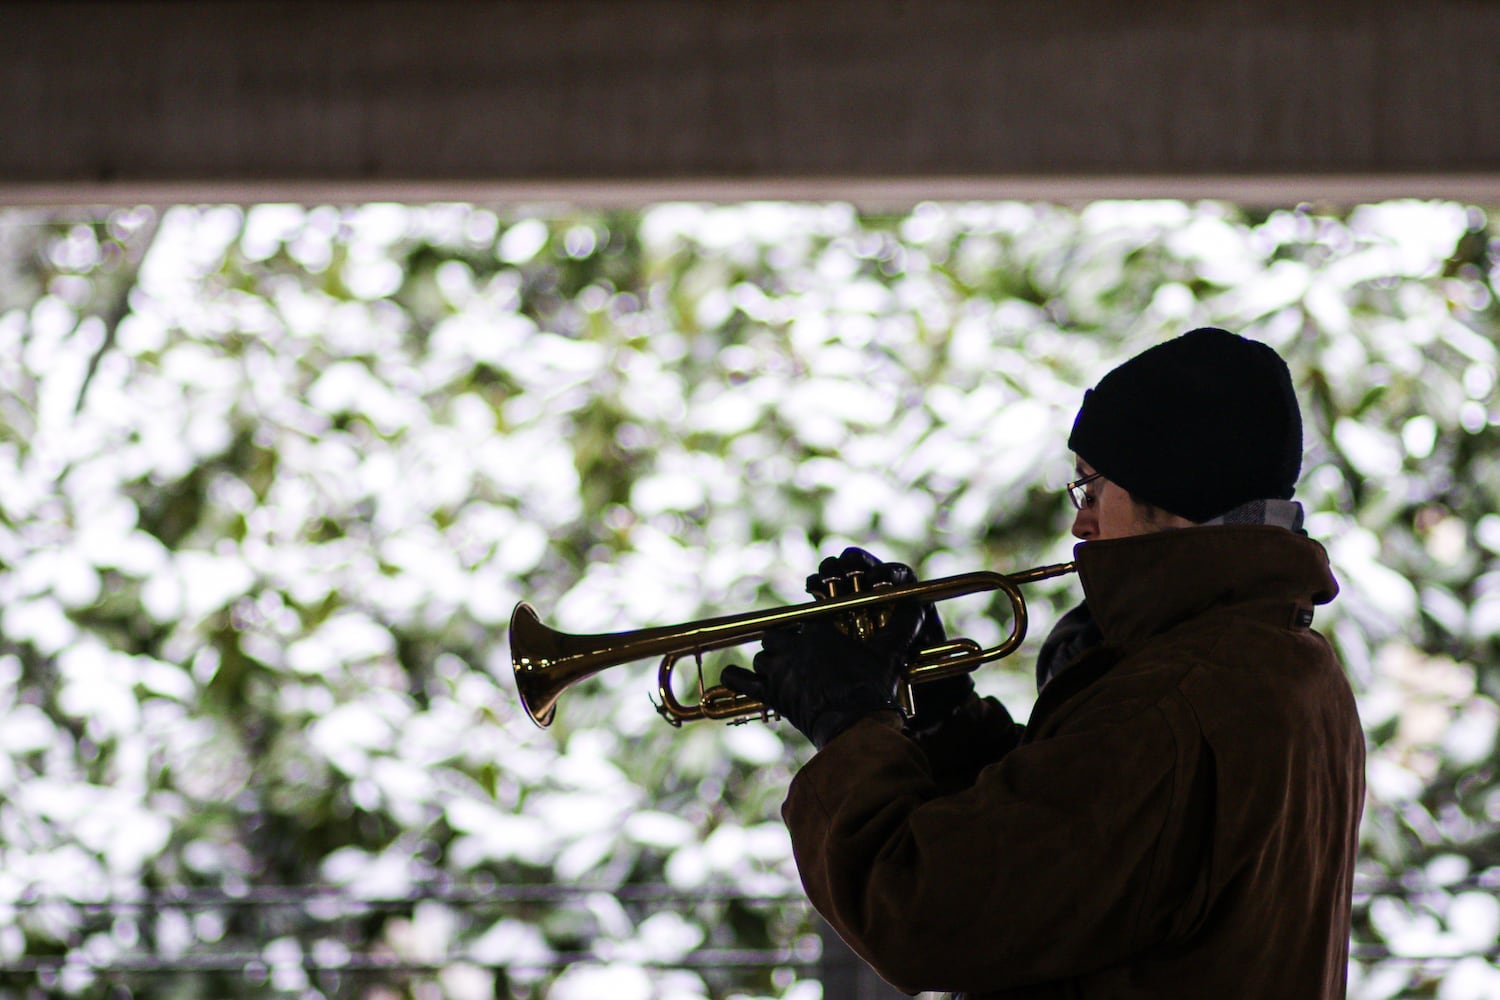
[807,569,893,640]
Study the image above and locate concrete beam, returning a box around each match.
[3,0,1498,206]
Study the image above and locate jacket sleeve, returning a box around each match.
[782,695,1207,995]
[905,694,1024,792]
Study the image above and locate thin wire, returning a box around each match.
[1353,871,1500,895]
[0,948,818,976]
[6,882,1499,974]
[5,876,1493,910]
[4,883,806,910]
[5,948,1497,976]
[1350,948,1500,964]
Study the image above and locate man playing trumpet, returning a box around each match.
[721,328,1366,999]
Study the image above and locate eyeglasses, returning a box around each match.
[1066,471,1103,511]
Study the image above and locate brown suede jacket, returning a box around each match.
[783,526,1365,999]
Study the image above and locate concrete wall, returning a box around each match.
[4,0,1498,205]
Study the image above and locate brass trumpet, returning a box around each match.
[510,561,1075,728]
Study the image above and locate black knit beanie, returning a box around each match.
[1066,328,1303,523]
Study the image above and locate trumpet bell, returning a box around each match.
[510,602,564,728]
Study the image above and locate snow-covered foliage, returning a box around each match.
[0,199,1495,998]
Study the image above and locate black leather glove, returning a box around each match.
[807,547,973,734]
[719,603,924,750]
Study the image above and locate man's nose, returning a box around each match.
[1071,506,1096,540]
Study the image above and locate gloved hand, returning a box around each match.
[719,604,923,750]
[807,547,973,734]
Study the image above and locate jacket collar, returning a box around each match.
[1073,526,1339,649]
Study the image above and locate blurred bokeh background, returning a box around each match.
[0,198,1496,998]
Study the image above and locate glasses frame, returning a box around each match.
[1066,471,1103,511]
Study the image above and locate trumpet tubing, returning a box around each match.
[510,561,1075,729]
